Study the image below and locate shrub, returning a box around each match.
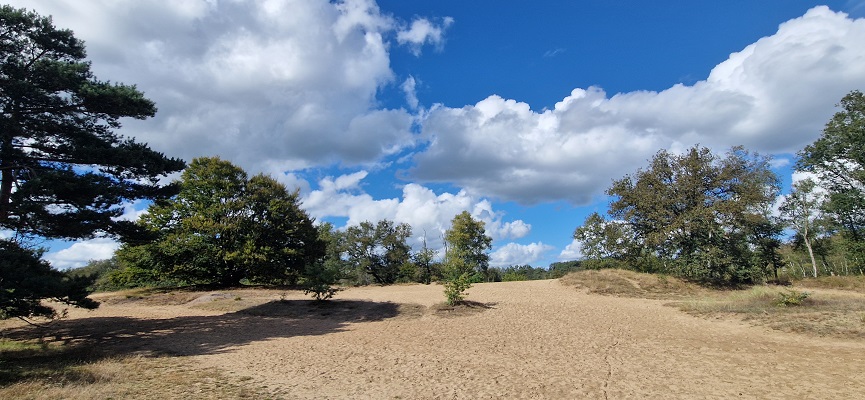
[443,273,472,306]
[302,262,341,301]
[776,289,810,307]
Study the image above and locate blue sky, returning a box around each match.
[11,0,865,269]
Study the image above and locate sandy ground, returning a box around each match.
[15,280,865,399]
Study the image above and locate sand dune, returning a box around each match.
[23,280,865,398]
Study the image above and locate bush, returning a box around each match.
[302,262,341,301]
[502,272,527,282]
[776,289,810,307]
[443,273,472,306]
[1,239,98,320]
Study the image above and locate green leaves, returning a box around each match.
[0,239,98,320]
[120,157,324,287]
[444,211,492,276]
[442,212,492,303]
[344,219,413,285]
[605,145,780,284]
[573,212,632,261]
[0,6,183,317]
[0,5,184,238]
[798,90,865,254]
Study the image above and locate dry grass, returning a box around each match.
[0,351,275,400]
[793,275,865,292]
[676,287,865,338]
[1,336,275,399]
[561,269,865,339]
[559,269,706,299]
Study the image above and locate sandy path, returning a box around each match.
[18,280,865,399]
[182,280,863,399]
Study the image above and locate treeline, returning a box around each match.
[88,159,497,300]
[82,172,579,292]
[573,90,865,285]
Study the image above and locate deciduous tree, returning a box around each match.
[442,211,492,304]
[444,211,492,278]
[607,146,780,284]
[798,90,865,261]
[779,178,831,277]
[118,157,323,287]
[573,212,633,269]
[344,219,412,285]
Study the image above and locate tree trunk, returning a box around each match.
[0,131,15,223]
[804,237,818,278]
[0,166,12,223]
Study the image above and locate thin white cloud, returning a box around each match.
[410,6,865,204]
[769,158,792,169]
[490,242,555,267]
[397,16,454,56]
[402,76,420,110]
[112,200,149,222]
[543,48,566,58]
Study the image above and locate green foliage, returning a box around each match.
[548,261,583,278]
[605,145,780,285]
[581,258,630,271]
[1,239,98,320]
[411,235,439,284]
[798,90,865,263]
[0,5,184,240]
[302,262,341,301]
[443,273,473,306]
[444,211,492,276]
[64,258,125,292]
[779,178,832,278]
[0,6,183,317]
[117,157,324,287]
[502,271,526,282]
[776,290,811,307]
[573,212,633,261]
[441,212,491,303]
[344,220,413,285]
[496,265,550,281]
[298,223,346,301]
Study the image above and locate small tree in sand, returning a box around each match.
[442,211,492,305]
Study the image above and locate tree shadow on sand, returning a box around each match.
[4,299,410,361]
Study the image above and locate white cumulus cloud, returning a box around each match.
[10,0,449,178]
[397,16,454,56]
[410,6,865,204]
[558,239,583,261]
[490,242,555,267]
[302,172,530,250]
[44,238,120,270]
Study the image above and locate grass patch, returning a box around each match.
[793,275,865,293]
[0,338,276,399]
[561,269,865,339]
[675,287,865,339]
[560,269,706,299]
